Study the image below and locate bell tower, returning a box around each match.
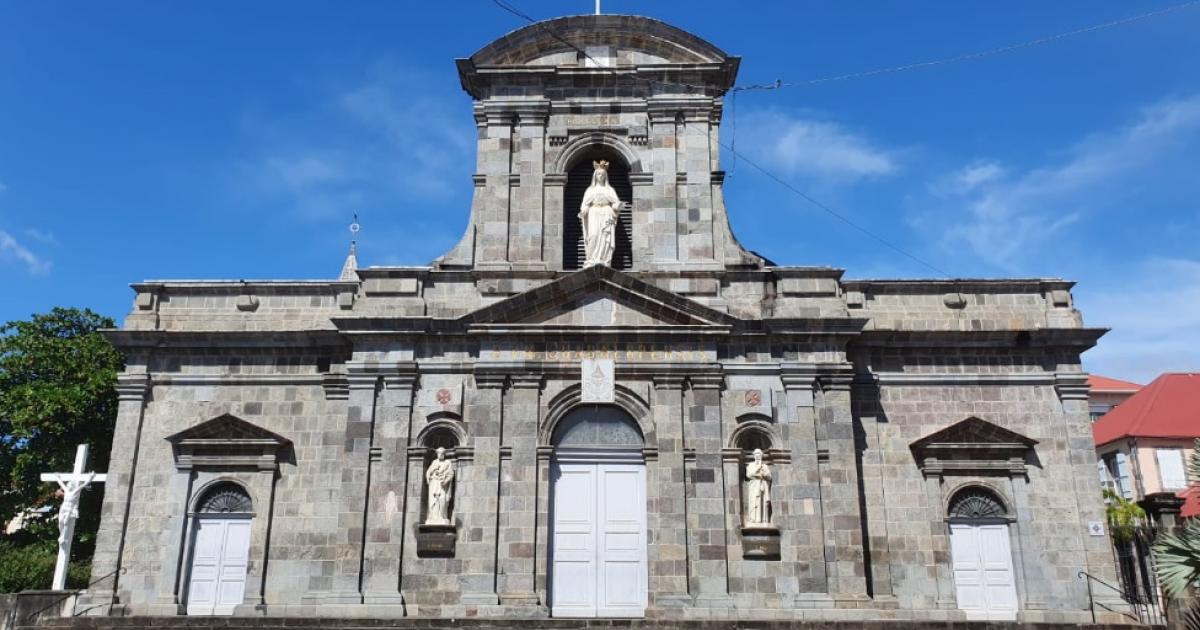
[435,14,764,272]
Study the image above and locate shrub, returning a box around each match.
[0,539,91,593]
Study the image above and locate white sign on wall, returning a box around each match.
[1088,521,1105,537]
[581,358,615,403]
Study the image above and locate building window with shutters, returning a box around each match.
[1102,452,1134,499]
[1157,448,1187,490]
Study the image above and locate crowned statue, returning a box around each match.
[579,160,622,267]
[425,447,455,526]
[745,448,772,527]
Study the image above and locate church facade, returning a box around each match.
[81,15,1124,623]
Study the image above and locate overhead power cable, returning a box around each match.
[490,0,1199,93]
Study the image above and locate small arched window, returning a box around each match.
[552,405,643,448]
[947,486,1007,520]
[196,482,253,514]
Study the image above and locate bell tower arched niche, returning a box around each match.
[556,135,642,271]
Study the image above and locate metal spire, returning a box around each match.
[595,0,600,15]
[339,214,360,281]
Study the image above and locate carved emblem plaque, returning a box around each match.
[745,390,762,407]
[435,388,452,405]
[581,358,615,403]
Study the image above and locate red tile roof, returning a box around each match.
[1092,373,1200,447]
[1179,486,1200,519]
[1088,375,1143,393]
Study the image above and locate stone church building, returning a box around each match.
[81,14,1123,623]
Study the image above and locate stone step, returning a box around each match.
[17,619,1136,630]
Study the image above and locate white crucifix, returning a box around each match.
[40,444,107,590]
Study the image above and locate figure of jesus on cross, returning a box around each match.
[40,444,106,590]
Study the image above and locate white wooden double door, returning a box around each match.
[185,517,251,615]
[950,523,1018,620]
[551,457,647,618]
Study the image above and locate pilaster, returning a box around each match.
[684,373,730,604]
[362,366,419,608]
[815,368,869,601]
[496,373,543,609]
[78,371,150,616]
[648,376,689,607]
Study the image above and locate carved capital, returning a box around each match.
[1055,372,1090,401]
[689,373,724,390]
[115,373,151,402]
[653,375,686,391]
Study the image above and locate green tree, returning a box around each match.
[1153,439,1200,629]
[0,307,121,544]
[1105,488,1147,543]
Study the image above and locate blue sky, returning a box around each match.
[1,1,1197,382]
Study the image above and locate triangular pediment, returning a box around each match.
[167,414,291,446]
[911,417,1037,451]
[461,265,737,328]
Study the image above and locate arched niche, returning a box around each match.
[561,145,635,270]
[729,414,781,454]
[416,413,466,451]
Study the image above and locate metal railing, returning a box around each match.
[1079,570,1166,626]
[14,566,126,627]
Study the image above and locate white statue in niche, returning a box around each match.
[745,448,772,526]
[424,447,455,526]
[579,159,622,267]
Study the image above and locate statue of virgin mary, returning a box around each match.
[579,160,622,267]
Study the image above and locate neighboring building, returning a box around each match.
[79,14,1123,623]
[1088,375,1141,422]
[1094,373,1200,501]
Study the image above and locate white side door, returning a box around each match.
[596,463,646,617]
[186,518,251,616]
[551,458,647,618]
[950,523,1017,620]
[551,463,599,617]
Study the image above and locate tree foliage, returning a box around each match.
[1153,439,1200,628]
[0,307,121,540]
[1104,488,1146,543]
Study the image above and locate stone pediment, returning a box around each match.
[910,417,1037,477]
[461,265,736,329]
[167,414,291,471]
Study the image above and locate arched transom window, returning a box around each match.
[552,405,643,448]
[196,482,253,514]
[947,486,1007,520]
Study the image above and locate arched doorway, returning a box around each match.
[947,486,1018,620]
[563,151,633,270]
[184,482,253,616]
[549,405,646,618]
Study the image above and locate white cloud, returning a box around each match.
[22,228,58,246]
[738,110,896,180]
[921,95,1200,269]
[1079,257,1200,383]
[238,61,473,221]
[0,230,51,275]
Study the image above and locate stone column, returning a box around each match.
[152,466,194,614]
[646,104,680,264]
[475,105,517,269]
[1008,475,1045,610]
[362,367,418,609]
[851,372,895,601]
[543,174,567,269]
[78,371,150,616]
[923,475,956,608]
[496,374,542,610]
[320,370,380,604]
[509,103,549,270]
[780,365,827,595]
[685,374,731,606]
[816,369,869,602]
[649,376,689,608]
[458,370,505,606]
[1056,372,1127,611]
